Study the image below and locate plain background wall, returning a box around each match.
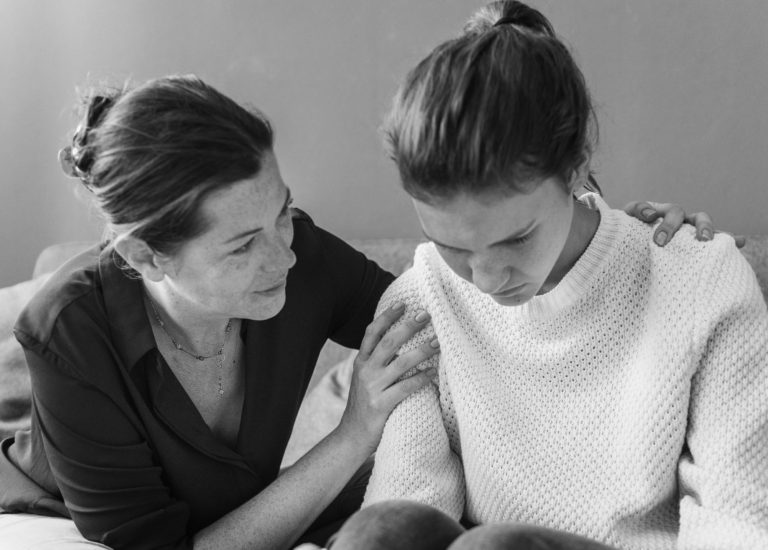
[1,0,767,287]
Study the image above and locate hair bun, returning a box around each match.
[493,2,554,36]
[62,94,115,186]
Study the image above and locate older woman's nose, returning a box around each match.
[263,235,296,273]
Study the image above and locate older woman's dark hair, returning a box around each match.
[384,0,599,203]
[61,75,274,256]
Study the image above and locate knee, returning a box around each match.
[447,523,615,550]
[330,500,464,550]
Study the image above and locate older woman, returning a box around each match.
[0,75,716,550]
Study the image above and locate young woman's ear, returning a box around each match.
[567,155,591,193]
[113,236,169,282]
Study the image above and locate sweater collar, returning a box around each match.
[518,193,623,317]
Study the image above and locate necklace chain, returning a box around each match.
[145,292,233,396]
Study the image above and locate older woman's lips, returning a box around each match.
[255,281,286,295]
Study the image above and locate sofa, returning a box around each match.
[2,235,768,467]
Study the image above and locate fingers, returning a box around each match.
[626,200,727,248]
[365,309,432,367]
[623,201,662,223]
[357,302,406,359]
[649,204,686,247]
[686,211,714,242]
[382,366,439,408]
[379,337,440,389]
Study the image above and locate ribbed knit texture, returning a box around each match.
[363,195,768,550]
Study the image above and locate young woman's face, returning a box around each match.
[412,177,574,306]
[161,151,296,321]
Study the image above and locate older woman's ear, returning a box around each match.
[113,236,169,281]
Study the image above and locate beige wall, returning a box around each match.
[1,0,767,286]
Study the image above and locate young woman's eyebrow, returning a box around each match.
[422,221,535,252]
[223,186,292,244]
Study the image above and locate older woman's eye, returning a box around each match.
[232,238,255,255]
[281,197,295,217]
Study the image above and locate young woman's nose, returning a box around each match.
[469,258,510,295]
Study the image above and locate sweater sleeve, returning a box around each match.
[678,238,768,549]
[362,268,465,520]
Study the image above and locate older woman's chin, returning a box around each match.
[240,289,288,321]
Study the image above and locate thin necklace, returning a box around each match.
[145,293,232,397]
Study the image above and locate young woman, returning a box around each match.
[0,75,718,550]
[330,2,768,549]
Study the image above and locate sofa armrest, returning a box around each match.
[32,242,95,279]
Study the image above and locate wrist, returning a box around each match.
[331,418,380,458]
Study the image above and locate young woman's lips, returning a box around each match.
[492,282,526,298]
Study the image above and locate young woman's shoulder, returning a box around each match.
[375,243,439,316]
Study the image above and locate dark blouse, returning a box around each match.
[0,210,394,549]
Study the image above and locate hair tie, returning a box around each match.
[58,146,79,178]
[58,145,94,192]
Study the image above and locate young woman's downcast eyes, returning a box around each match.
[508,232,533,246]
[435,231,533,254]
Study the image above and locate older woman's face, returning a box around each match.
[162,151,296,321]
[412,177,575,306]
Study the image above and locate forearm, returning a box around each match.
[193,424,371,550]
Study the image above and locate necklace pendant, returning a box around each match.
[197,355,204,361]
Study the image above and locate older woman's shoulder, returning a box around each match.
[14,244,105,342]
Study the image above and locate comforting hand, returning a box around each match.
[623,201,746,248]
[339,302,439,453]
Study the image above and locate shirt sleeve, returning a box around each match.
[362,268,465,520]
[293,210,395,349]
[678,239,768,549]
[15,326,193,550]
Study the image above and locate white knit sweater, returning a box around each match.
[363,195,768,550]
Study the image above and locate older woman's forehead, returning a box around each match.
[198,163,287,240]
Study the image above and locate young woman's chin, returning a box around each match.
[489,282,535,306]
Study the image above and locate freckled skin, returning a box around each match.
[159,151,297,325]
[412,177,599,306]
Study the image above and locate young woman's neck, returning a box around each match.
[540,197,600,294]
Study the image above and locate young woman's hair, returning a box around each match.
[384,0,599,203]
[59,75,274,256]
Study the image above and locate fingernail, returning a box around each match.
[427,368,438,378]
[415,311,429,322]
[641,208,655,219]
[430,338,440,348]
[654,231,667,246]
[391,302,405,311]
[701,229,712,240]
